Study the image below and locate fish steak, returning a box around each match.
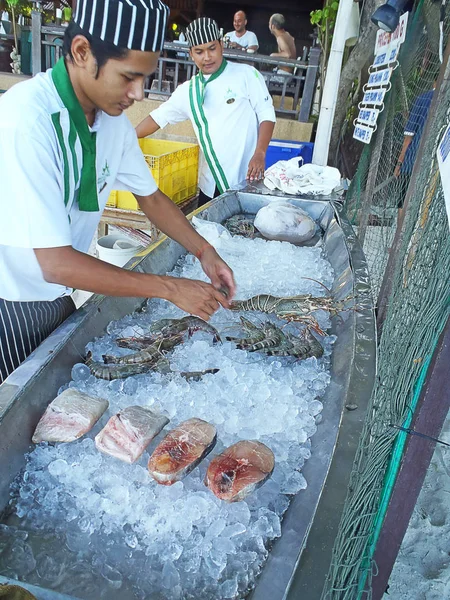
[148,418,217,485]
[32,389,109,444]
[95,406,169,463]
[205,440,275,502]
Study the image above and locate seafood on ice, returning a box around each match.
[253,202,317,244]
[95,406,169,464]
[226,316,324,359]
[32,389,109,444]
[148,418,217,485]
[205,440,275,502]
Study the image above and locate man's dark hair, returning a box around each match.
[63,21,128,77]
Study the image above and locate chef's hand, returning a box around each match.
[164,277,228,321]
[247,150,266,181]
[199,246,236,306]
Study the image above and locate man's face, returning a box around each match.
[233,12,246,33]
[189,40,223,75]
[82,49,159,117]
[269,19,274,35]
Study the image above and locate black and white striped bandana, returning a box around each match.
[73,0,170,53]
[185,18,221,48]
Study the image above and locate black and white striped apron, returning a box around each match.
[0,296,75,384]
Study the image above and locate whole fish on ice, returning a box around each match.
[32,389,109,444]
[148,418,217,485]
[95,406,169,463]
[205,440,275,502]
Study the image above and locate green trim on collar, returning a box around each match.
[51,58,98,212]
[198,59,227,91]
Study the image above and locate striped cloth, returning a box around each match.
[185,17,221,48]
[0,296,75,384]
[73,0,170,52]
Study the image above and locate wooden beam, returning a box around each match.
[371,317,450,599]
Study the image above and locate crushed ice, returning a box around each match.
[1,233,336,599]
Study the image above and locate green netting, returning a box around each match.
[321,1,450,597]
[345,0,448,299]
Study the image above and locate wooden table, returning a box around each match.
[98,195,199,241]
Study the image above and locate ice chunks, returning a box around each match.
[148,418,217,485]
[32,389,109,444]
[205,440,275,502]
[95,406,169,463]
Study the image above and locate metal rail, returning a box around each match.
[27,10,320,122]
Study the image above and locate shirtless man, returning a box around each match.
[269,13,297,74]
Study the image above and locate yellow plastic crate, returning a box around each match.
[116,139,199,210]
[106,190,117,207]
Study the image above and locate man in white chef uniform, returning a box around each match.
[136,18,276,206]
[0,1,236,383]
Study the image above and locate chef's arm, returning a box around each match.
[247,120,275,180]
[256,120,275,154]
[135,115,160,138]
[35,246,229,321]
[135,189,236,298]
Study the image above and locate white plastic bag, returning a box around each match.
[264,158,341,196]
[254,202,316,243]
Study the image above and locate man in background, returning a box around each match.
[269,13,297,82]
[393,83,435,216]
[136,18,275,206]
[225,11,259,52]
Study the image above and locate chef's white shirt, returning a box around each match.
[0,68,157,302]
[225,30,259,50]
[150,61,275,197]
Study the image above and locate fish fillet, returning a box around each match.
[95,406,169,464]
[205,440,275,502]
[148,418,217,485]
[32,389,109,444]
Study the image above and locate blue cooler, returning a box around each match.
[265,140,314,169]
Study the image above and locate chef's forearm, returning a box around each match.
[135,115,160,138]
[256,120,275,154]
[34,246,175,299]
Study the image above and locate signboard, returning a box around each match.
[366,67,392,88]
[354,123,376,144]
[437,121,450,230]
[356,107,379,127]
[353,12,409,144]
[361,88,387,106]
[374,12,408,67]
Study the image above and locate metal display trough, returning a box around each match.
[0,187,376,600]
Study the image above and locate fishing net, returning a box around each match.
[345,0,449,299]
[321,0,450,597]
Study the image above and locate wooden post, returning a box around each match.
[357,104,388,245]
[371,317,450,599]
[298,46,320,123]
[31,6,42,76]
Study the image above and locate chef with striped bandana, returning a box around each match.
[0,0,235,384]
[136,18,276,206]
